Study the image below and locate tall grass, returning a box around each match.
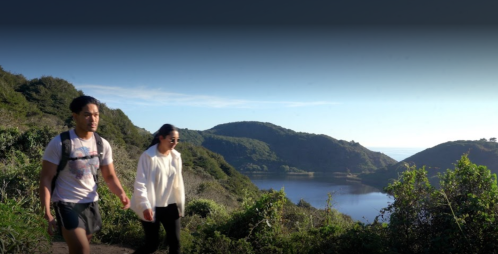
[0,151,50,253]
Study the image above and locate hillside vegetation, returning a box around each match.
[0,66,264,252]
[0,67,151,159]
[2,66,498,253]
[181,121,397,174]
[363,140,498,190]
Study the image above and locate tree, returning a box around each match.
[490,137,497,142]
[382,165,435,252]
[382,155,498,253]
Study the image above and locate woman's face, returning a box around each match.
[159,130,180,150]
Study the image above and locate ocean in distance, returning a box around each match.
[245,147,425,223]
[367,147,426,162]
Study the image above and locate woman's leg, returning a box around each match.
[158,204,181,254]
[164,217,181,254]
[133,219,161,254]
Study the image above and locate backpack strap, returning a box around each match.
[93,132,104,186]
[51,131,71,195]
[50,131,104,195]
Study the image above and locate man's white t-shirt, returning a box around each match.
[43,129,113,203]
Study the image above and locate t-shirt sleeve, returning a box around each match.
[101,138,113,166]
[42,135,62,165]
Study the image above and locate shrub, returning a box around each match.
[382,155,498,253]
[191,189,286,253]
[432,155,498,253]
[186,198,228,218]
[190,230,253,254]
[0,199,50,253]
[382,164,435,253]
[297,198,312,209]
[0,127,22,159]
[93,182,142,245]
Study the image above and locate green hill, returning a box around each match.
[0,66,151,158]
[362,140,498,189]
[180,121,397,174]
[0,66,260,202]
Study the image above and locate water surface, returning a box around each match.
[246,174,393,223]
[245,147,424,222]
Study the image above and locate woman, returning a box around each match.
[131,124,185,254]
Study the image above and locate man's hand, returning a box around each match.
[45,213,58,236]
[101,163,131,210]
[143,209,154,221]
[120,193,130,209]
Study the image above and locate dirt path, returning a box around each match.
[51,241,169,253]
[52,241,137,254]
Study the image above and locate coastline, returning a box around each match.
[242,171,363,182]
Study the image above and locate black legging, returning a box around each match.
[134,204,181,254]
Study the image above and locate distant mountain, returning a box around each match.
[362,140,498,189]
[180,121,397,174]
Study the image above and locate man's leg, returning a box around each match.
[55,202,91,254]
[61,227,91,254]
[55,202,99,254]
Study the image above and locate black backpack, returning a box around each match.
[50,131,104,195]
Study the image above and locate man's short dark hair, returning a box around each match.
[70,96,99,114]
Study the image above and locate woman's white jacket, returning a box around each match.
[130,144,185,220]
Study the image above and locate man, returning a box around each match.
[39,95,130,254]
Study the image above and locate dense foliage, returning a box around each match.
[379,155,498,253]
[363,140,498,190]
[0,125,263,253]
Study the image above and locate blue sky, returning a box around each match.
[1,1,498,150]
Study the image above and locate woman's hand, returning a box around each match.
[143,209,154,221]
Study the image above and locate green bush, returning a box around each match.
[297,198,312,209]
[0,127,22,159]
[93,182,142,245]
[382,164,435,253]
[334,222,389,254]
[0,199,50,254]
[382,155,498,253]
[186,198,228,218]
[190,189,287,253]
[190,230,254,254]
[433,155,498,253]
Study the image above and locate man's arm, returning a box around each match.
[39,160,58,235]
[101,163,130,209]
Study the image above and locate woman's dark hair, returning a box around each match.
[70,96,99,113]
[148,124,177,149]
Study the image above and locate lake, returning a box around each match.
[246,174,392,223]
[245,147,424,223]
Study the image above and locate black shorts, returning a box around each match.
[54,201,102,235]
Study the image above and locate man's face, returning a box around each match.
[73,103,99,132]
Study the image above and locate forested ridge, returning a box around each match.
[362,140,498,190]
[180,121,397,174]
[2,66,498,253]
